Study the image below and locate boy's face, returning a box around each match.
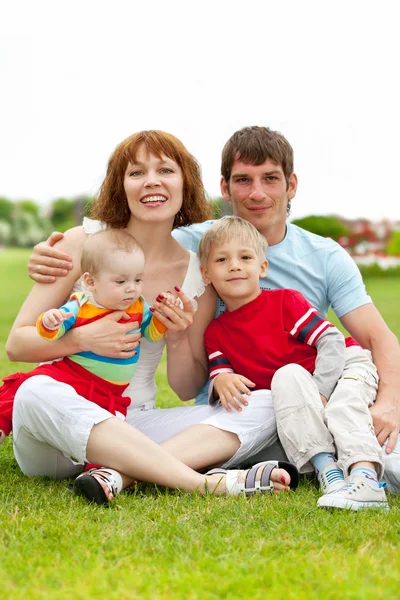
[201,241,268,311]
[83,249,145,310]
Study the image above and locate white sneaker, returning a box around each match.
[318,475,390,511]
[319,462,346,494]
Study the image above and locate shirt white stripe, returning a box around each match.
[308,321,330,345]
[209,351,223,360]
[290,308,317,336]
[210,367,234,378]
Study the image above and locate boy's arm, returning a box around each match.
[205,326,254,411]
[313,327,346,401]
[284,289,345,401]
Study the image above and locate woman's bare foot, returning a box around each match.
[204,461,298,495]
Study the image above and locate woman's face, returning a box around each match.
[123,148,184,226]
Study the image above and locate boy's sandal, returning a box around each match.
[73,468,120,505]
[206,460,299,496]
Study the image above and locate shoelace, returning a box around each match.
[337,480,386,494]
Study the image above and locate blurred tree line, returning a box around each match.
[1,195,399,256]
[0,195,94,247]
[0,195,226,247]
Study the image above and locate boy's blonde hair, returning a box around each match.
[81,229,144,275]
[197,216,268,264]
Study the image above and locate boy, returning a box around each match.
[197,216,388,510]
[0,229,167,445]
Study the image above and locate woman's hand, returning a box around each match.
[29,231,73,283]
[213,373,255,412]
[151,286,197,342]
[73,311,141,358]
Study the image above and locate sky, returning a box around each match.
[1,0,400,222]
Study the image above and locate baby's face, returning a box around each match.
[91,249,145,310]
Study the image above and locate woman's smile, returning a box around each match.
[140,194,168,205]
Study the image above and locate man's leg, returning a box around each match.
[244,440,288,466]
[383,438,400,492]
[324,347,383,478]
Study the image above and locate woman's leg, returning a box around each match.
[12,376,292,496]
[13,376,113,479]
[128,390,279,471]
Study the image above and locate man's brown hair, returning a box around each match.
[221,126,294,187]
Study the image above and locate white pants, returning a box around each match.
[12,375,278,479]
[271,347,384,477]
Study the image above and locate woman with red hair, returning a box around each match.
[5,131,297,504]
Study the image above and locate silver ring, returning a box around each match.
[36,264,42,274]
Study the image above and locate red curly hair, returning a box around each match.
[91,130,212,229]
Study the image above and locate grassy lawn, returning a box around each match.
[0,248,399,599]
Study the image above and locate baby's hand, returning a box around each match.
[151,287,197,339]
[42,308,73,329]
[158,290,181,308]
[213,373,255,412]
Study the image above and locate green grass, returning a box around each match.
[1,248,399,599]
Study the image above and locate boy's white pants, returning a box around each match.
[271,346,384,477]
[12,376,278,479]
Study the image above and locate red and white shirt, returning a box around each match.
[205,289,335,390]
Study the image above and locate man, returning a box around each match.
[27,126,400,490]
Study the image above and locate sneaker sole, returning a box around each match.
[318,497,390,511]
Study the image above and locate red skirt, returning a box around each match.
[0,357,131,436]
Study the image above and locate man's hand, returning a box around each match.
[213,373,255,412]
[73,311,141,358]
[28,231,73,283]
[370,395,400,453]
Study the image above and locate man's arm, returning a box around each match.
[29,232,73,282]
[340,303,400,453]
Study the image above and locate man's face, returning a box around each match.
[220,157,297,245]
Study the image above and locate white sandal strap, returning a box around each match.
[225,461,280,496]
